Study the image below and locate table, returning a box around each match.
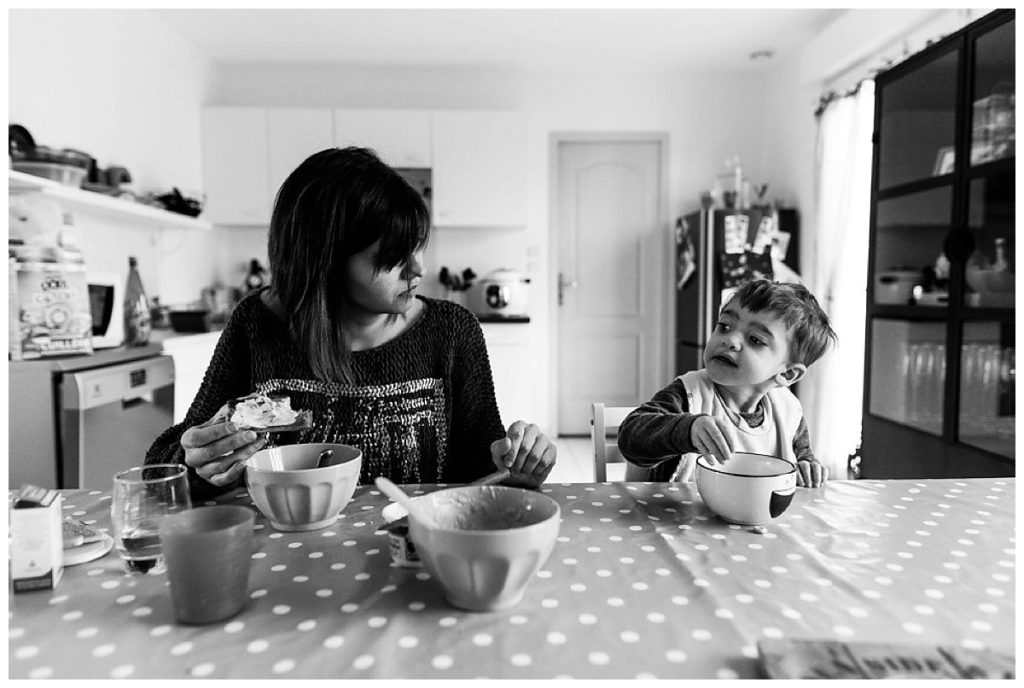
[8,478,1015,679]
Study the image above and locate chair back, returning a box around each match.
[591,403,636,482]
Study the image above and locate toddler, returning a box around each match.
[618,279,836,487]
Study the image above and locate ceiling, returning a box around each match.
[153,8,847,76]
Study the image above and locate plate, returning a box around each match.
[63,533,114,567]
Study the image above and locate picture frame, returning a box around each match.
[933,146,956,175]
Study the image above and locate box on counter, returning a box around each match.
[11,484,64,592]
[8,255,93,360]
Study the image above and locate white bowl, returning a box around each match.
[408,485,560,611]
[695,452,797,526]
[244,444,361,531]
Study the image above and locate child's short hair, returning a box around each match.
[724,279,837,366]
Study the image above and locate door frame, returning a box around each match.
[547,132,672,436]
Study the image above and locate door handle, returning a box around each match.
[558,273,578,306]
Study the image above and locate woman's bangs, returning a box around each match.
[373,193,430,271]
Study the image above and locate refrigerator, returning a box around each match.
[675,208,800,374]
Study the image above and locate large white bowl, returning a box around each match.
[695,452,796,526]
[408,485,561,612]
[244,444,361,531]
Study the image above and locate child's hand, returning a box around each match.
[690,415,734,466]
[796,460,828,487]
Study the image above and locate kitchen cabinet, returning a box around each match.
[431,110,527,227]
[861,9,1014,479]
[157,331,222,423]
[333,109,432,167]
[480,323,533,429]
[201,107,272,225]
[267,108,335,204]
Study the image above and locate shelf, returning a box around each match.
[8,170,212,230]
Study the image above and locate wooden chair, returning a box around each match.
[591,403,637,482]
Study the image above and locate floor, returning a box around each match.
[546,436,626,484]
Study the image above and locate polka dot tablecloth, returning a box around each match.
[8,479,1015,679]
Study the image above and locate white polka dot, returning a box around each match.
[433,655,454,670]
[762,627,783,639]
[589,651,611,665]
[671,596,689,606]
[607,597,624,607]
[251,589,268,598]
[76,627,99,639]
[647,612,666,623]
[14,646,39,659]
[736,594,754,604]
[251,552,266,559]
[914,605,935,615]
[115,595,136,605]
[273,605,292,615]
[270,564,287,572]
[782,608,802,620]
[297,619,317,632]
[620,630,640,643]
[691,629,712,641]
[978,602,999,614]
[631,582,648,591]
[224,621,245,633]
[834,626,855,637]
[61,610,83,622]
[27,667,54,679]
[542,598,559,608]
[596,569,612,577]
[903,622,925,634]
[473,633,493,647]
[439,616,458,627]
[925,589,945,599]
[353,655,375,670]
[150,625,172,637]
[398,636,418,649]
[93,644,116,657]
[718,668,740,679]
[190,663,216,678]
[547,631,567,645]
[570,583,587,592]
[970,620,992,632]
[341,603,359,613]
[848,607,868,618]
[292,575,309,583]
[308,551,324,559]
[511,654,532,667]
[666,649,687,663]
[316,589,333,598]
[101,581,120,589]
[579,613,597,625]
[368,616,388,628]
[171,641,193,656]
[247,639,269,653]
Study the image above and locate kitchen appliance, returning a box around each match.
[9,348,174,489]
[470,268,531,319]
[676,208,800,373]
[87,271,125,349]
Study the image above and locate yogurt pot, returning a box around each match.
[381,501,422,567]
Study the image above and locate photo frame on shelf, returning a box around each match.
[933,146,956,175]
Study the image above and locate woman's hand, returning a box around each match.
[179,405,267,487]
[690,414,734,466]
[489,421,557,489]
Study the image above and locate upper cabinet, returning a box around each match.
[201,107,527,228]
[267,108,335,204]
[333,109,432,167]
[201,107,272,225]
[431,110,527,227]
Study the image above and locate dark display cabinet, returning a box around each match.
[862,10,1014,478]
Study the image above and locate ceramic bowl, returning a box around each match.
[695,452,797,526]
[244,444,361,531]
[408,485,561,612]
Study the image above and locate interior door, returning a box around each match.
[556,139,665,434]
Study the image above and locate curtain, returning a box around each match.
[803,80,875,480]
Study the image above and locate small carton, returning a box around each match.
[11,484,64,592]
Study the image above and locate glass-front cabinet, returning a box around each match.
[863,10,1014,478]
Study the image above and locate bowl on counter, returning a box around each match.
[407,485,560,611]
[244,443,362,532]
[169,309,213,333]
[695,453,797,526]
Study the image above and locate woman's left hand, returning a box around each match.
[489,421,557,489]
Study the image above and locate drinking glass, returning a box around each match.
[111,464,192,574]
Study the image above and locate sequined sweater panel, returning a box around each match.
[145,292,504,499]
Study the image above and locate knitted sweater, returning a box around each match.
[145,291,504,499]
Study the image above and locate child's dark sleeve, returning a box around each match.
[792,417,820,464]
[617,378,703,468]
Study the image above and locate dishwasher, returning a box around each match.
[9,349,175,490]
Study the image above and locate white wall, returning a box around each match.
[9,9,218,305]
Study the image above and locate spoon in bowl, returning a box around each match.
[375,477,438,529]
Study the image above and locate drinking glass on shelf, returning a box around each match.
[111,464,192,574]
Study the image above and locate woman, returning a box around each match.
[146,147,556,499]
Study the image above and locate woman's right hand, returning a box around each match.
[179,405,267,487]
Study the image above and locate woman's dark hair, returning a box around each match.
[267,147,430,383]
